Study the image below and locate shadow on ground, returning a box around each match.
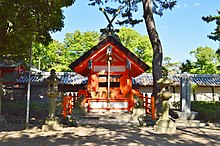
[0,123,220,146]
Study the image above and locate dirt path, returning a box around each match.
[0,123,220,146]
[1,112,220,146]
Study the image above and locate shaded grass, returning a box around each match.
[2,101,48,120]
[191,101,220,122]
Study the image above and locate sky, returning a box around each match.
[51,0,220,63]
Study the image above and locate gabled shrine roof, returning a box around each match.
[69,36,150,77]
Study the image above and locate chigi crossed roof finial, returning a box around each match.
[99,6,123,41]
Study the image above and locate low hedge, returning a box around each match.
[2,101,49,119]
[191,101,220,123]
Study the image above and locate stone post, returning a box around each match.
[175,73,204,127]
[176,73,198,120]
[154,72,176,134]
[180,73,191,113]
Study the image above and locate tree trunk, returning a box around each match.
[142,0,162,114]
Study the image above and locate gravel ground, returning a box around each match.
[0,122,220,146]
[1,112,220,146]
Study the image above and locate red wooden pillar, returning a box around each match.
[63,95,68,118]
[151,94,156,120]
[68,93,73,115]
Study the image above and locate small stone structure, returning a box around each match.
[177,73,198,119]
[42,69,62,132]
[175,73,205,127]
[154,71,176,134]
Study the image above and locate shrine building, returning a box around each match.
[66,34,150,113]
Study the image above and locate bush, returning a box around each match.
[191,101,220,122]
[2,101,48,119]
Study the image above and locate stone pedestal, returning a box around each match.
[175,119,206,128]
[42,94,63,131]
[176,111,198,120]
[132,108,156,126]
[174,111,205,127]
[154,119,176,134]
[42,117,63,132]
[154,100,176,134]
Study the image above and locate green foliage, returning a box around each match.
[0,0,75,61]
[32,40,70,72]
[180,46,218,74]
[190,46,215,63]
[118,27,153,68]
[191,101,220,122]
[33,33,98,72]
[64,30,100,62]
[2,101,48,119]
[32,28,153,72]
[180,59,196,73]
[191,83,198,91]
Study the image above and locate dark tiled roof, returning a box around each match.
[191,74,220,86]
[16,72,88,85]
[135,74,220,86]
[17,74,44,83]
[16,72,220,87]
[59,73,87,85]
[134,73,154,86]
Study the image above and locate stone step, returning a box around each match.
[175,119,206,128]
[77,112,140,125]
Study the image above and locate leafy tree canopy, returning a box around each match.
[0,0,75,61]
[32,28,153,72]
[190,46,215,63]
[118,27,153,68]
[32,40,70,72]
[180,46,218,74]
[64,30,100,62]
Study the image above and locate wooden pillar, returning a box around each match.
[63,95,67,118]
[212,86,215,102]
[151,94,156,120]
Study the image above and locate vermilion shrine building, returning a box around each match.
[67,35,150,113]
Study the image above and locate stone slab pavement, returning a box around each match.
[0,112,219,146]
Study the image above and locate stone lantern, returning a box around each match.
[42,69,62,131]
[154,70,176,134]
